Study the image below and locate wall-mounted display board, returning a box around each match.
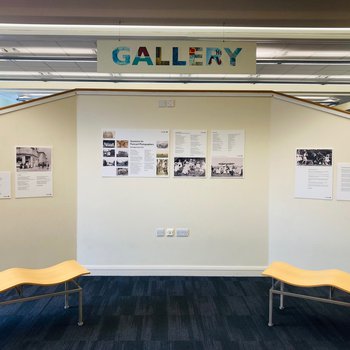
[0,171,11,199]
[15,146,53,198]
[211,130,244,178]
[336,163,350,201]
[295,148,333,200]
[173,130,207,177]
[102,129,169,177]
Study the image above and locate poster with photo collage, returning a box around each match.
[102,129,169,177]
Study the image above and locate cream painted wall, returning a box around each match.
[77,92,270,274]
[2,90,347,274]
[0,97,77,269]
[269,98,350,271]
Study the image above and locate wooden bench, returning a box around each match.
[262,261,350,326]
[0,260,89,326]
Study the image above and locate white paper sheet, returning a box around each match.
[336,163,350,201]
[211,130,244,178]
[173,130,207,177]
[15,146,53,198]
[0,171,11,199]
[294,148,333,200]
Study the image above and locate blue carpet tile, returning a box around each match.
[1,276,350,349]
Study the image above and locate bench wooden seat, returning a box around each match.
[0,260,89,326]
[263,261,350,326]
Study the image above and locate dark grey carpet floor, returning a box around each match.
[1,276,350,349]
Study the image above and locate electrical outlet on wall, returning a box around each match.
[156,228,165,237]
[176,228,190,237]
[166,228,175,237]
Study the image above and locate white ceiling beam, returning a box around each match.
[1,24,350,40]
[2,81,350,94]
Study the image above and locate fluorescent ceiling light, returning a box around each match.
[23,47,95,55]
[295,95,339,100]
[0,58,95,63]
[258,59,350,65]
[1,23,350,40]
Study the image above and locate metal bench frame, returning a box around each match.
[0,279,85,326]
[268,278,350,326]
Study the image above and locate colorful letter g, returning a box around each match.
[112,47,131,65]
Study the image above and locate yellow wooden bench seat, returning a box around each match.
[0,260,89,326]
[262,261,350,326]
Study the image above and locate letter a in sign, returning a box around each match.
[132,47,154,65]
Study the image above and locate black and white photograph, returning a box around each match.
[174,157,206,177]
[117,168,128,176]
[157,141,168,149]
[296,149,332,166]
[211,157,243,177]
[116,158,128,166]
[103,130,116,139]
[16,147,52,172]
[103,159,115,167]
[103,140,115,148]
[103,149,115,157]
[156,159,168,176]
[117,150,129,157]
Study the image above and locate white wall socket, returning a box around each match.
[176,228,190,237]
[165,228,175,237]
[156,228,165,237]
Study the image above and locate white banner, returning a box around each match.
[98,40,256,74]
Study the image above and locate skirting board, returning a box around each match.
[84,265,267,277]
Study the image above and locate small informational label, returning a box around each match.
[0,171,11,199]
[336,163,350,201]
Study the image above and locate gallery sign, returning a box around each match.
[97,40,256,74]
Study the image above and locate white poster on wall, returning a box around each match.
[336,163,350,201]
[211,130,244,178]
[295,149,333,200]
[0,171,11,199]
[15,146,53,198]
[173,130,207,177]
[102,129,169,177]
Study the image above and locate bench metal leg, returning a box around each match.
[279,282,285,310]
[64,282,70,309]
[268,287,274,326]
[78,289,83,326]
[329,286,334,299]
